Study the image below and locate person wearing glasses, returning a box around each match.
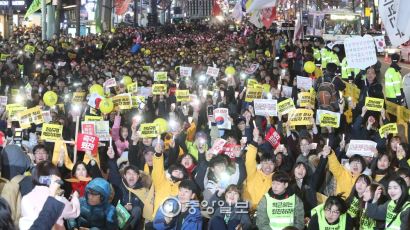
[308,195,353,230]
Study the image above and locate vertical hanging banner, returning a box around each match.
[380,0,409,47]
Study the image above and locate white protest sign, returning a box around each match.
[103,78,117,88]
[282,86,293,98]
[0,96,7,106]
[373,36,386,52]
[180,66,192,77]
[206,67,220,77]
[344,36,377,70]
[380,0,409,47]
[346,140,377,157]
[245,63,259,74]
[42,110,52,123]
[138,87,152,98]
[315,110,341,126]
[254,99,278,116]
[296,76,313,91]
[95,121,110,141]
[213,108,231,130]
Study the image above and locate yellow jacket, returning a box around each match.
[243,144,273,210]
[152,154,181,218]
[328,151,360,199]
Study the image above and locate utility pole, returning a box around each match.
[55,0,62,37]
[76,0,81,37]
[134,0,138,27]
[42,0,46,40]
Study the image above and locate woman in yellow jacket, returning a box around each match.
[243,128,276,210]
[327,145,367,199]
[151,140,188,218]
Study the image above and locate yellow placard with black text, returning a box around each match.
[112,94,132,110]
[365,97,384,112]
[379,123,398,137]
[176,90,190,102]
[245,88,263,102]
[139,123,159,138]
[288,109,314,126]
[277,98,296,115]
[320,113,339,128]
[18,106,44,129]
[41,123,63,142]
[152,84,167,95]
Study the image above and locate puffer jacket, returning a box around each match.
[67,178,117,230]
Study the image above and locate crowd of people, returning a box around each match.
[0,20,408,230]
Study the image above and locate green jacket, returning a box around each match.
[385,67,402,99]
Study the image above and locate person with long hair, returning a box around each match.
[366,177,410,229]
[360,183,383,230]
[370,153,396,189]
[345,174,372,224]
[64,161,92,198]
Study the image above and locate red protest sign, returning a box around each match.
[223,143,241,159]
[81,122,95,135]
[76,133,99,156]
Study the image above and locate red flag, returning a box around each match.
[261,7,276,29]
[264,127,281,149]
[212,0,222,16]
[115,0,131,15]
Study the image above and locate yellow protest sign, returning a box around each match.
[247,79,259,88]
[365,97,384,112]
[379,123,398,137]
[343,82,360,103]
[85,115,103,121]
[298,92,314,108]
[139,123,159,138]
[262,84,271,93]
[11,89,20,97]
[288,109,314,126]
[61,42,70,49]
[176,90,190,102]
[127,82,138,93]
[72,92,86,104]
[245,88,263,102]
[7,105,27,121]
[0,53,10,61]
[112,94,132,110]
[41,123,63,142]
[24,44,35,54]
[152,84,167,95]
[18,106,44,129]
[277,98,296,115]
[131,96,145,108]
[154,72,168,82]
[320,113,340,128]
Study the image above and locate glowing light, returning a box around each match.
[199,75,206,82]
[216,16,224,22]
[15,95,24,103]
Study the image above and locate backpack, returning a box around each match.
[317,76,339,111]
[0,175,25,226]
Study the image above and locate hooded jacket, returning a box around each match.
[67,178,117,230]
